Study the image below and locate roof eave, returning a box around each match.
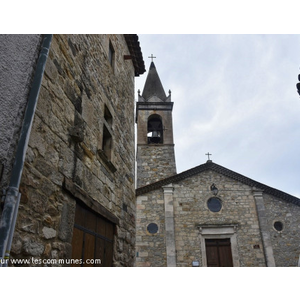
[124,34,146,76]
[136,162,300,206]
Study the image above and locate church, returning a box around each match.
[135,60,300,267]
[1,35,300,268]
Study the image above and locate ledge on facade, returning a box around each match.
[196,224,239,232]
[97,149,117,173]
[136,143,175,147]
[196,223,239,228]
[136,101,174,111]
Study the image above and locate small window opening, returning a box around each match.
[108,41,115,69]
[102,125,112,161]
[273,221,283,232]
[102,105,113,161]
[147,115,163,144]
[104,105,113,126]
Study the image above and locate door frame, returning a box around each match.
[197,224,240,267]
[72,202,115,267]
[63,177,119,266]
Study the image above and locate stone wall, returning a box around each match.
[136,169,270,267]
[136,192,167,266]
[136,145,176,188]
[264,193,300,266]
[172,170,266,267]
[10,34,137,266]
[0,34,42,193]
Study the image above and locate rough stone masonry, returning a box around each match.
[6,35,142,266]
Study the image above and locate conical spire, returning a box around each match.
[141,62,167,101]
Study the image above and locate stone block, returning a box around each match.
[42,227,57,239]
[23,238,44,256]
[58,202,75,242]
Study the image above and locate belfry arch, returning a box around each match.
[147,114,163,144]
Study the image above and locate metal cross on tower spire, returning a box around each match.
[148,54,156,62]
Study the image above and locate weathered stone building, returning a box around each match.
[0,34,145,266]
[0,35,42,193]
[2,35,300,268]
[135,61,300,267]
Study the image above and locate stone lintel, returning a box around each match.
[196,224,238,235]
[63,177,119,225]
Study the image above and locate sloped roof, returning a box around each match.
[136,161,300,206]
[124,34,146,76]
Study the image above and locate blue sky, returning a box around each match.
[135,34,300,197]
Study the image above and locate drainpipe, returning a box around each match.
[0,34,52,266]
[1,193,21,267]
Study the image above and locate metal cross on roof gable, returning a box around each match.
[148,54,156,62]
[205,152,212,160]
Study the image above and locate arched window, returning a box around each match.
[147,114,163,144]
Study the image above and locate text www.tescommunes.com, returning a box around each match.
[1,258,101,266]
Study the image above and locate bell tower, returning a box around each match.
[136,60,176,188]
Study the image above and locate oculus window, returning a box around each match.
[207,197,222,212]
[147,223,158,234]
[273,221,283,232]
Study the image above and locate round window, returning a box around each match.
[273,221,283,232]
[207,197,222,212]
[147,223,158,234]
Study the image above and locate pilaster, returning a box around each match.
[253,188,276,267]
[163,184,176,267]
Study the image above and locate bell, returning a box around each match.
[149,131,161,143]
[152,131,158,137]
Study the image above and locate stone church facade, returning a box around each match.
[2,35,300,267]
[0,34,145,266]
[135,61,300,267]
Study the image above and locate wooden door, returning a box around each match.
[205,238,233,267]
[71,203,114,267]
